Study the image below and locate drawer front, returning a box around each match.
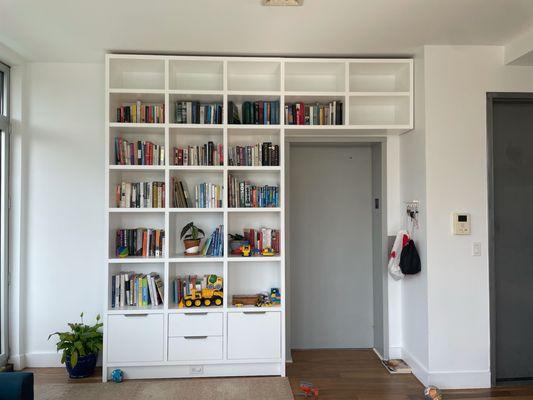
[107,314,164,363]
[227,311,281,360]
[168,312,222,337]
[168,336,223,361]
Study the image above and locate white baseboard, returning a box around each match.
[24,351,62,367]
[428,369,490,389]
[8,353,26,370]
[401,347,429,385]
[372,347,384,360]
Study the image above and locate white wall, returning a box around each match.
[421,45,533,388]
[14,63,105,366]
[399,49,430,381]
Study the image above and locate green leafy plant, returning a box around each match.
[180,222,205,241]
[48,313,103,367]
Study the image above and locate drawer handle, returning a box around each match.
[124,314,149,317]
[184,336,208,340]
[184,312,208,316]
[243,311,267,315]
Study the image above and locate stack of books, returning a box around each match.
[114,138,164,166]
[229,142,279,166]
[175,101,223,124]
[243,227,280,254]
[285,101,343,125]
[200,226,224,256]
[111,272,164,308]
[173,143,223,166]
[116,101,164,123]
[228,175,279,208]
[171,178,191,208]
[115,228,165,257]
[115,181,165,208]
[228,101,280,124]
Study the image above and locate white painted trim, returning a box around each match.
[428,369,491,389]
[372,347,383,360]
[24,351,62,367]
[401,347,429,386]
[8,353,26,370]
[388,346,402,359]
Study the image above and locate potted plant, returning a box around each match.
[48,313,103,379]
[229,233,249,255]
[180,222,205,256]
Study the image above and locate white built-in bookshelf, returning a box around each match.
[104,54,413,381]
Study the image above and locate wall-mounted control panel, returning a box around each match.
[452,213,471,235]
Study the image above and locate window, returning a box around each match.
[0,62,9,367]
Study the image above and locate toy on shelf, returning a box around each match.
[298,381,319,398]
[270,288,281,305]
[175,274,223,308]
[117,246,128,258]
[232,295,257,307]
[256,292,273,307]
[261,247,276,256]
[183,288,223,307]
[240,244,251,257]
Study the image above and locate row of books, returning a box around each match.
[115,228,165,258]
[200,226,224,256]
[114,138,165,166]
[171,178,191,208]
[228,101,280,125]
[228,143,279,166]
[173,143,223,166]
[115,181,165,208]
[171,274,223,305]
[243,227,281,253]
[175,102,223,124]
[194,183,222,208]
[116,102,164,123]
[111,272,164,308]
[228,175,280,208]
[285,101,343,125]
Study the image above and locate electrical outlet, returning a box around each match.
[472,242,481,257]
[189,365,204,375]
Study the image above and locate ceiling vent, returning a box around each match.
[263,0,303,6]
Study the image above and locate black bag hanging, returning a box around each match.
[399,239,421,275]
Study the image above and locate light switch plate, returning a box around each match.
[472,242,481,256]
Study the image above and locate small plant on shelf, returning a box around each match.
[48,313,103,379]
[180,222,205,256]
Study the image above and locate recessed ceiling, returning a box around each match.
[1,0,533,63]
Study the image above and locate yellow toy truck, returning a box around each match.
[183,288,223,307]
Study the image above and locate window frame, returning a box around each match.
[0,61,10,367]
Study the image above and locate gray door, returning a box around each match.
[290,145,374,348]
[490,94,533,382]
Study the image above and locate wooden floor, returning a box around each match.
[25,349,533,399]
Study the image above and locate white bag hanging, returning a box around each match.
[388,230,409,280]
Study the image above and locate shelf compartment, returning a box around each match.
[109,58,165,90]
[349,61,411,92]
[285,61,345,92]
[169,93,224,125]
[169,212,224,257]
[228,260,281,302]
[109,92,165,124]
[169,261,224,310]
[169,170,223,209]
[109,169,166,208]
[348,95,410,126]
[108,262,165,311]
[169,128,224,167]
[227,61,281,92]
[108,212,165,259]
[169,59,224,91]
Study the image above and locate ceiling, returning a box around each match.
[2,0,533,63]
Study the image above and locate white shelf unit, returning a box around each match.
[104,54,413,382]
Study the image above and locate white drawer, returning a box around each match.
[168,312,222,337]
[107,314,164,363]
[168,336,223,361]
[227,311,281,360]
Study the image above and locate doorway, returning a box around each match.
[287,140,388,356]
[488,93,533,385]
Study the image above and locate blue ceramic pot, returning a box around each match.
[65,353,98,379]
